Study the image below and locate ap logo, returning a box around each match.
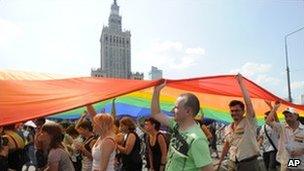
[288,159,301,167]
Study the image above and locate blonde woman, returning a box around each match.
[92,114,116,171]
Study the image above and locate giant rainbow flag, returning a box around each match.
[1,70,303,126]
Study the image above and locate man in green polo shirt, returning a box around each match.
[151,83,213,171]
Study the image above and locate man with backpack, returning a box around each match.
[258,103,280,171]
[151,82,213,171]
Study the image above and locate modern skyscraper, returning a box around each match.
[149,66,163,80]
[91,0,132,79]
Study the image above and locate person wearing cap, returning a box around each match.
[22,121,39,170]
[218,74,261,171]
[267,103,304,170]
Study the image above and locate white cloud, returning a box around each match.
[229,69,241,74]
[185,47,205,56]
[229,62,281,89]
[0,18,24,46]
[152,40,183,52]
[229,62,271,76]
[291,81,304,90]
[256,75,281,85]
[41,41,77,60]
[133,40,206,76]
[170,56,196,69]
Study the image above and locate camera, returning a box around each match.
[0,136,9,147]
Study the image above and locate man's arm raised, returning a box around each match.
[84,104,97,122]
[236,74,255,118]
[151,83,170,127]
[75,111,88,129]
[266,101,281,127]
[265,101,279,122]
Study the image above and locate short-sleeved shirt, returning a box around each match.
[259,124,279,153]
[225,116,260,161]
[166,118,212,171]
[273,122,304,169]
[47,148,75,171]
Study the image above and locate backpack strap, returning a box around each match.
[156,132,166,146]
[264,125,277,151]
[123,133,133,146]
[182,138,195,170]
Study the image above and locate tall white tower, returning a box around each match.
[91,0,131,78]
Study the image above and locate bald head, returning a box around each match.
[179,93,200,116]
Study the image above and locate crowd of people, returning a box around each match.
[0,74,303,171]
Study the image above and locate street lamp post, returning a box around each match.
[284,26,304,102]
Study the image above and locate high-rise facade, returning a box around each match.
[91,0,132,79]
[149,66,163,80]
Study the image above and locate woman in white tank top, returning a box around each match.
[92,113,116,171]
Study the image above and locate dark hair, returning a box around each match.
[35,118,46,127]
[3,124,15,130]
[59,121,71,130]
[264,111,271,116]
[114,119,120,128]
[66,125,79,137]
[298,116,304,125]
[180,93,200,116]
[77,120,93,131]
[229,100,245,110]
[145,118,161,131]
[194,118,204,126]
[0,136,9,147]
[120,117,136,132]
[41,123,64,149]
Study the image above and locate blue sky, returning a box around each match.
[0,0,303,103]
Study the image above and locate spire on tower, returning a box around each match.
[110,0,119,15]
